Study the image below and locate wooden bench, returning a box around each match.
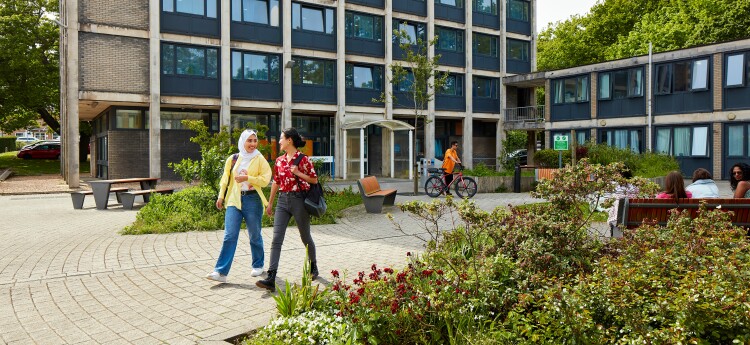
[616,198,750,234]
[356,176,397,213]
[120,188,176,210]
[535,168,559,181]
[71,187,130,209]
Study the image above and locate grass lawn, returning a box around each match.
[0,151,91,176]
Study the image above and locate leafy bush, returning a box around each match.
[500,131,529,171]
[0,136,15,152]
[462,162,504,176]
[121,186,223,235]
[534,148,571,167]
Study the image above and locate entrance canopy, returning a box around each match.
[341,119,414,131]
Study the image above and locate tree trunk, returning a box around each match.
[37,108,61,135]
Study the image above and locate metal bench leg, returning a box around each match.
[115,192,123,204]
[71,194,86,209]
[121,194,136,210]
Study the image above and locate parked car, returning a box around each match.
[22,139,60,149]
[505,149,528,166]
[15,137,37,145]
[16,143,60,160]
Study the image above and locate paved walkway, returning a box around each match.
[0,190,539,344]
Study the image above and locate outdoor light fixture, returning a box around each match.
[285,60,296,69]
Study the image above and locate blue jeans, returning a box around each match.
[214,193,264,275]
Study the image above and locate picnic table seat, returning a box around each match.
[71,187,130,209]
[120,188,176,210]
[356,176,397,213]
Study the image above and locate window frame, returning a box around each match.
[598,127,644,154]
[161,43,219,79]
[506,0,529,22]
[292,58,336,87]
[231,0,280,26]
[654,58,711,95]
[231,50,281,83]
[163,0,218,18]
[472,32,498,57]
[392,20,427,45]
[725,52,746,88]
[435,26,464,53]
[473,0,497,15]
[553,75,589,104]
[345,11,383,42]
[598,67,644,100]
[292,2,335,34]
[472,76,498,99]
[654,125,711,158]
[439,74,464,97]
[344,63,384,90]
[506,38,530,62]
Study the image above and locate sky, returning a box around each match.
[535,0,600,32]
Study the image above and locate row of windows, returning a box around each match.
[725,52,750,88]
[231,51,280,83]
[553,76,589,104]
[553,126,711,158]
[599,67,643,100]
[655,58,709,94]
[161,44,218,78]
[292,3,335,34]
[165,0,529,21]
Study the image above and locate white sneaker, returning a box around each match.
[206,271,227,283]
[250,268,264,277]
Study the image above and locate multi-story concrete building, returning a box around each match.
[504,39,750,180]
[58,0,537,186]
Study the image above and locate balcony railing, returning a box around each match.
[504,105,545,123]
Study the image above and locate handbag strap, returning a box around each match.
[290,152,307,192]
[222,154,239,200]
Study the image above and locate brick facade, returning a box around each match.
[590,72,597,119]
[79,33,149,94]
[107,130,150,179]
[160,131,202,181]
[544,80,551,122]
[713,53,723,111]
[79,0,149,30]
[713,121,722,178]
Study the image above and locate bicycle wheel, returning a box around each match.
[454,176,478,198]
[424,176,446,198]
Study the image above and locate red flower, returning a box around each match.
[371,264,378,271]
[406,252,411,256]
[384,267,394,274]
[390,300,399,314]
[421,269,433,277]
[436,269,444,275]
[331,270,340,278]
[357,287,365,295]
[349,292,361,304]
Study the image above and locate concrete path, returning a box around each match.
[0,191,539,344]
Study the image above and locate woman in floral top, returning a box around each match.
[256,128,319,291]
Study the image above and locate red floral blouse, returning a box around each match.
[273,151,318,192]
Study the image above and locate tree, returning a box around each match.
[379,27,448,195]
[0,0,60,134]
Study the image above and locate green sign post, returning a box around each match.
[553,135,569,168]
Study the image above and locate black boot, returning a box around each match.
[256,270,277,291]
[310,261,319,280]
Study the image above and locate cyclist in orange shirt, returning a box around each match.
[441,141,461,196]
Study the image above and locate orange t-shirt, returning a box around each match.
[442,148,458,173]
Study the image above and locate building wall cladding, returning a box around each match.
[79,0,149,30]
[160,131,201,181]
[107,131,149,179]
[79,32,149,94]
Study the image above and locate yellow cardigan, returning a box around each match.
[217,154,272,208]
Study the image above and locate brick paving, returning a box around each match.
[0,180,540,344]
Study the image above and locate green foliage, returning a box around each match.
[169,120,270,195]
[499,131,528,171]
[538,0,750,71]
[533,148,571,167]
[245,310,354,345]
[0,0,61,133]
[463,162,504,177]
[584,143,679,178]
[121,186,223,235]
[273,248,322,317]
[0,137,15,152]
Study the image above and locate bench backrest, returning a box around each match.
[535,168,558,181]
[358,176,381,195]
[619,198,750,229]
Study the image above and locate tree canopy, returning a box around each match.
[537,0,750,71]
[0,0,60,134]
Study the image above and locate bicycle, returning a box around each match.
[424,163,478,198]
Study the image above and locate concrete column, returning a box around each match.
[526,130,536,166]
[282,0,293,129]
[336,0,346,179]
[390,131,395,177]
[385,0,393,121]
[498,0,508,171]
[425,0,435,160]
[148,0,161,178]
[360,128,365,179]
[462,0,473,168]
[530,0,537,72]
[63,0,80,187]
[496,122,505,170]
[409,129,413,180]
[220,0,231,128]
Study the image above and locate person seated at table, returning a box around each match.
[656,171,692,200]
[685,168,719,198]
[729,162,750,198]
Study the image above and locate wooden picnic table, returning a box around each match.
[88,177,159,210]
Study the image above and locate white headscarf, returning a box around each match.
[237,129,261,162]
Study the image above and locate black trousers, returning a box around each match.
[444,173,454,192]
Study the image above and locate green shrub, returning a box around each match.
[0,137,15,152]
[121,186,223,234]
[462,162,504,176]
[534,148,571,167]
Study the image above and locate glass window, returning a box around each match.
[325,8,334,34]
[401,22,417,44]
[165,45,218,78]
[397,72,415,92]
[576,77,589,102]
[673,61,691,92]
[656,64,672,94]
[244,0,268,24]
[206,0,216,18]
[175,0,204,16]
[507,0,529,21]
[692,126,708,156]
[554,80,564,104]
[292,3,301,29]
[602,129,641,153]
[563,78,576,103]
[673,127,691,156]
[629,68,643,96]
[393,20,425,45]
[163,0,174,12]
[726,53,745,87]
[244,54,269,80]
[346,12,383,41]
[269,0,279,26]
[162,44,174,75]
[599,73,610,100]
[440,74,463,96]
[691,59,708,90]
[727,125,745,156]
[206,49,217,78]
[655,128,671,154]
[436,27,463,52]
[507,39,529,61]
[115,110,143,129]
[231,51,280,83]
[232,51,242,79]
[176,47,203,76]
[231,0,241,20]
[353,66,374,89]
[473,77,497,99]
[160,110,204,130]
[437,0,464,8]
[301,7,324,32]
[293,58,335,87]
[473,33,498,57]
[474,0,497,14]
[612,70,628,99]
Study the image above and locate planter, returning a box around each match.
[469,175,535,193]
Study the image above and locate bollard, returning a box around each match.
[513,163,521,193]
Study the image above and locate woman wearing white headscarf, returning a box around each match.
[206,129,272,283]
